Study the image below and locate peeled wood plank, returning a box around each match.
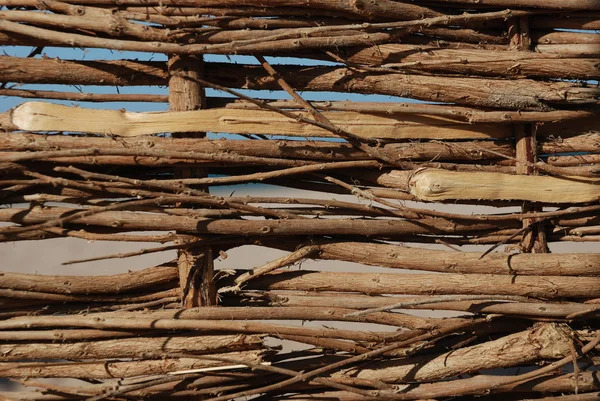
[6,102,509,140]
[375,169,600,203]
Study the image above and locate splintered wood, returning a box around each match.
[0,0,599,400]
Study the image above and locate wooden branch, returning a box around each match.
[0,350,266,379]
[330,43,600,80]
[0,306,435,332]
[331,324,571,383]
[168,52,216,309]
[0,334,264,361]
[241,291,600,319]
[221,246,320,293]
[0,9,522,59]
[0,0,441,21]
[2,57,597,110]
[241,269,600,298]
[0,133,369,162]
[0,88,167,103]
[316,242,600,276]
[0,315,396,342]
[0,206,518,236]
[0,334,263,360]
[201,318,487,401]
[1,133,595,164]
[0,264,177,294]
[534,30,600,45]
[0,287,178,304]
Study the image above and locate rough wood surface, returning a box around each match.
[1,2,599,399]
[317,242,600,276]
[168,53,216,309]
[0,334,263,360]
[0,350,266,378]
[0,264,177,294]
[246,291,600,319]
[6,102,510,140]
[332,324,571,383]
[0,206,518,236]
[243,270,600,298]
[2,58,597,110]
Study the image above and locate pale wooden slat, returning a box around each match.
[408,169,600,203]
[8,102,510,140]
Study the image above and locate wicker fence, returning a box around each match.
[0,0,599,400]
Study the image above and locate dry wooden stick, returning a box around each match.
[219,245,320,294]
[0,264,177,294]
[0,351,268,379]
[242,269,600,299]
[239,291,600,320]
[0,88,167,102]
[1,146,307,167]
[0,205,518,237]
[0,195,194,235]
[0,334,264,361]
[155,160,382,186]
[60,241,202,265]
[0,314,396,343]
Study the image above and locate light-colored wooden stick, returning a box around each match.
[375,169,600,203]
[5,101,509,140]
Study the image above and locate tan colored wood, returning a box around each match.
[317,242,600,276]
[246,270,600,298]
[0,350,266,378]
[0,334,263,361]
[0,264,178,294]
[168,54,215,309]
[404,169,600,203]
[7,101,509,140]
[332,324,571,383]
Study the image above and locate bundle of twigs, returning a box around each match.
[0,0,599,399]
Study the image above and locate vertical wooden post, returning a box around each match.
[509,17,549,254]
[168,55,217,307]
